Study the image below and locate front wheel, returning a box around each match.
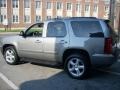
[64,54,90,79]
[3,46,19,65]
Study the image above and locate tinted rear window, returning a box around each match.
[71,21,104,37]
[104,20,117,44]
[104,20,116,36]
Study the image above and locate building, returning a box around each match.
[0,0,110,28]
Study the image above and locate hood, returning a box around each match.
[0,35,19,40]
[0,35,21,45]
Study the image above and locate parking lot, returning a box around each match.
[0,34,120,90]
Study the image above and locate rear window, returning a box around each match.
[104,20,116,37]
[104,20,117,44]
[71,21,104,37]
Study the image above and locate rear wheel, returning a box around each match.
[64,54,90,79]
[3,46,19,65]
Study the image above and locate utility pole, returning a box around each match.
[109,0,115,28]
[118,1,120,32]
[0,1,1,23]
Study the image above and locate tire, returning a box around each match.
[64,54,90,79]
[3,46,19,65]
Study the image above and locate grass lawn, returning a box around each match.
[0,28,43,33]
[0,29,22,33]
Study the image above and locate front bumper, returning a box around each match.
[91,54,117,67]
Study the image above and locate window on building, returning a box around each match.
[24,0,30,8]
[76,4,81,12]
[36,1,41,8]
[46,16,51,20]
[0,15,3,23]
[12,0,18,8]
[13,15,19,23]
[57,2,62,10]
[46,2,51,9]
[24,15,30,23]
[85,0,90,2]
[57,16,62,18]
[67,3,72,10]
[93,4,98,12]
[85,4,90,12]
[36,15,41,22]
[0,0,6,7]
[47,21,67,37]
[104,5,109,12]
[0,15,6,23]
[94,0,99,3]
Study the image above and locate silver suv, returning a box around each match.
[0,17,117,79]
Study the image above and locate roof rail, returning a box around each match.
[69,17,97,19]
[47,17,97,21]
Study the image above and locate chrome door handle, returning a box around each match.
[59,40,67,44]
[35,40,42,43]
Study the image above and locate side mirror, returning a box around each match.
[19,31,25,37]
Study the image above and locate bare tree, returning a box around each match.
[109,0,115,28]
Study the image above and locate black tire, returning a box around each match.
[3,46,19,65]
[64,54,90,79]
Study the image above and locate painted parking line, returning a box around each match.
[0,72,19,90]
[97,69,120,76]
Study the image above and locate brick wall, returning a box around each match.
[0,0,110,28]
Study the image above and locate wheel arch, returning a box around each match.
[2,44,17,54]
[62,48,91,66]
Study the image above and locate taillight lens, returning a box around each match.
[104,38,112,54]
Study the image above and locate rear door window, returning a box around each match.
[47,21,67,37]
[71,21,104,37]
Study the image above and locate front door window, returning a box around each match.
[25,23,44,37]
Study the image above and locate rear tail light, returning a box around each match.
[104,38,112,54]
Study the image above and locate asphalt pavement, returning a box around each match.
[0,52,120,90]
[0,33,120,90]
[0,78,13,90]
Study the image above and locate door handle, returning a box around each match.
[35,40,42,43]
[59,40,67,44]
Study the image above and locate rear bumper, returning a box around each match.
[91,54,117,67]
